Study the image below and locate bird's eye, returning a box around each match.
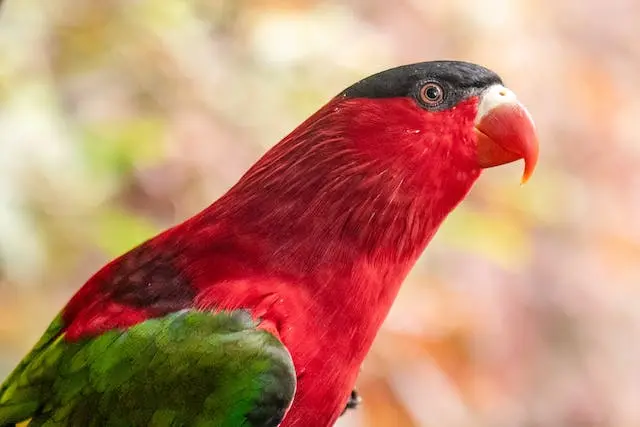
[419,83,444,106]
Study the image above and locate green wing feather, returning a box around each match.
[0,310,296,427]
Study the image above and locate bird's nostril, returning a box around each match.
[499,90,508,96]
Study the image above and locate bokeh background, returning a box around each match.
[1,0,639,426]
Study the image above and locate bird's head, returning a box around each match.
[338,60,538,186]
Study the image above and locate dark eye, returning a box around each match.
[419,82,444,106]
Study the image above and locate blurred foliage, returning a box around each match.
[1,0,640,426]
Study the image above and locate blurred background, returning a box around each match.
[1,0,639,426]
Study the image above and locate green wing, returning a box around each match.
[0,310,296,427]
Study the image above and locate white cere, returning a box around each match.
[475,84,535,128]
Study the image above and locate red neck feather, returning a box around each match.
[187,94,481,344]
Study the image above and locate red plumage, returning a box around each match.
[60,62,538,426]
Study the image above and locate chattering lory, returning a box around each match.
[0,60,538,427]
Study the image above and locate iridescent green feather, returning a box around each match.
[0,311,296,427]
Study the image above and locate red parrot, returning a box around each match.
[0,61,538,427]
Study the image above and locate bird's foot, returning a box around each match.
[341,389,362,416]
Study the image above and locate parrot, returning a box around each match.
[0,60,539,427]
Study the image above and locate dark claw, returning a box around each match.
[340,389,362,416]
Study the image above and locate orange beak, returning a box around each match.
[474,86,539,184]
